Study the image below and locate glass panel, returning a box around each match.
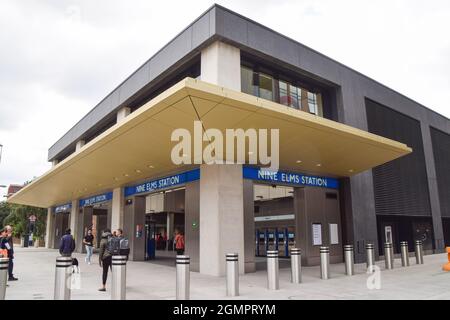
[259,73,274,101]
[289,85,299,109]
[279,81,288,106]
[308,92,317,115]
[241,66,258,96]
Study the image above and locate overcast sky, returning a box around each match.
[0,0,449,198]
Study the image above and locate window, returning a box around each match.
[259,73,274,101]
[240,65,324,116]
[241,66,258,96]
[279,81,289,106]
[308,92,317,114]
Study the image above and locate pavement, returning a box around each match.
[4,247,450,300]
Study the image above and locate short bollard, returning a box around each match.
[54,256,72,300]
[176,255,190,300]
[415,240,424,265]
[0,257,8,300]
[366,243,375,273]
[266,250,279,290]
[290,248,302,284]
[400,241,410,267]
[384,242,394,270]
[111,255,127,300]
[320,247,330,280]
[226,253,239,297]
[344,245,354,276]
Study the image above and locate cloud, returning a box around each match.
[0,0,449,199]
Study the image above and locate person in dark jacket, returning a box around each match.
[5,225,18,281]
[59,228,75,257]
[98,229,112,292]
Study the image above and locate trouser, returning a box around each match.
[102,256,112,285]
[8,257,13,278]
[176,249,184,255]
[85,245,93,262]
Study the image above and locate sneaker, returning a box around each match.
[88,261,91,265]
[98,288,106,292]
[8,277,18,281]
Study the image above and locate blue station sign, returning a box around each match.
[54,203,72,213]
[79,192,113,207]
[243,166,339,189]
[124,169,200,197]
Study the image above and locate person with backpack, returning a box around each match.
[59,228,76,257]
[98,229,112,292]
[174,231,185,255]
[109,229,130,258]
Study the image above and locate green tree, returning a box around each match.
[0,201,11,228]
[3,203,47,240]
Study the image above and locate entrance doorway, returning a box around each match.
[92,208,108,248]
[53,212,70,248]
[143,188,185,263]
[254,184,296,258]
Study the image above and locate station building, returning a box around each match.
[8,5,450,276]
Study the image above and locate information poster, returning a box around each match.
[312,223,322,246]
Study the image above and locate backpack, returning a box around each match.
[107,237,121,256]
[119,238,130,256]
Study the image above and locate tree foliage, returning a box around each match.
[1,202,47,239]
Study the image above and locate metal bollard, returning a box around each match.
[320,247,330,280]
[344,245,354,276]
[415,240,424,264]
[384,242,394,270]
[111,255,127,300]
[366,243,375,273]
[226,253,239,297]
[176,255,190,300]
[0,257,8,300]
[266,250,279,290]
[290,248,302,284]
[400,241,410,267]
[54,256,72,300]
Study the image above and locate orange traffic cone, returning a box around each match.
[443,247,450,272]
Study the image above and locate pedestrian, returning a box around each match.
[59,228,75,257]
[83,229,94,264]
[98,229,112,292]
[4,225,18,281]
[0,229,8,258]
[174,231,185,255]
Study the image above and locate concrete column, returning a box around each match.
[111,188,124,231]
[243,179,256,273]
[53,214,63,249]
[166,212,175,250]
[420,122,445,252]
[69,200,79,246]
[75,207,93,253]
[199,164,245,276]
[117,107,131,122]
[201,41,241,91]
[185,181,200,272]
[76,140,85,151]
[123,196,146,261]
[51,159,59,167]
[45,208,55,249]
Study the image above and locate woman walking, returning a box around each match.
[98,229,112,292]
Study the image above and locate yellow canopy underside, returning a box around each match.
[8,78,411,208]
